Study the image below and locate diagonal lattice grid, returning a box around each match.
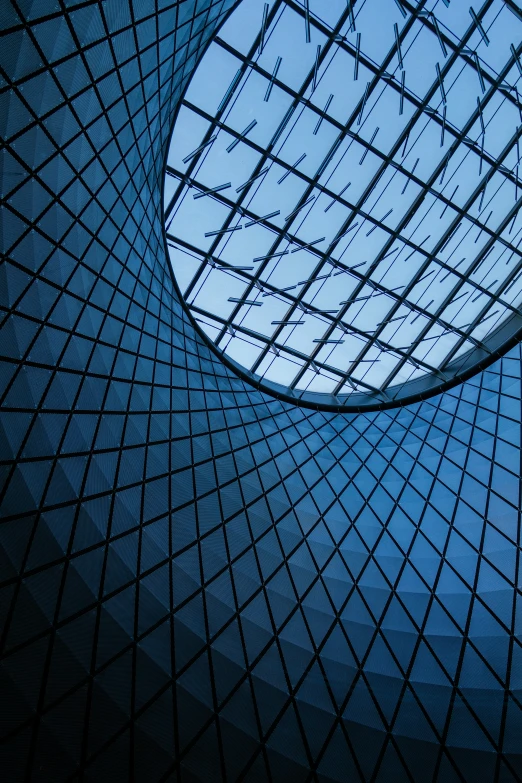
[1,0,522,781]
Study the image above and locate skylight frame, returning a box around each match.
[163,0,522,410]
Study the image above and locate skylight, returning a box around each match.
[164,0,522,407]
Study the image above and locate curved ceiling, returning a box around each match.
[1,0,522,781]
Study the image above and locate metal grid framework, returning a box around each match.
[2,0,522,780]
[164,0,522,405]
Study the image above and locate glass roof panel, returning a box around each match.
[164,0,522,408]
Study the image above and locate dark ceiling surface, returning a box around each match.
[1,1,522,781]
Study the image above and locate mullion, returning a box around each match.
[284,0,519,178]
[164,0,285,228]
[294,174,454,388]
[188,301,387,394]
[379,177,517,390]
[209,0,348,348]
[164,0,283,233]
[0,33,150,270]
[286,0,498,388]
[166,146,518,379]
[214,31,520,236]
[383,100,522,389]
[173,230,396,376]
[285,1,510,293]
[288,0,496,390]
[223,2,423,381]
[210,34,521,206]
[166,229,443,380]
[6,1,171,764]
[181,85,519,263]
[248,2,438,385]
[190,302,355,387]
[190,294,440,395]
[166,1,287,318]
[174,102,522,314]
[219,11,362,358]
[331,2,514,388]
[165,167,472,364]
[332,2,518,392]
[212,4,356,353]
[165,0,517,402]
[205,3,326,347]
[404,0,521,109]
[434,167,522,367]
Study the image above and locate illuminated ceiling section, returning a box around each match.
[164,0,522,405]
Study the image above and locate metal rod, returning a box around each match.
[359,127,379,164]
[270,105,295,147]
[285,195,315,221]
[469,7,490,46]
[394,23,403,69]
[325,182,351,212]
[354,32,361,81]
[436,63,446,104]
[236,166,269,193]
[440,185,458,218]
[253,250,289,262]
[313,44,321,90]
[377,313,407,326]
[298,273,331,284]
[393,0,407,18]
[512,43,522,77]
[400,70,405,115]
[347,1,356,31]
[291,236,325,253]
[401,131,409,157]
[366,208,392,235]
[439,222,461,250]
[193,182,231,199]
[259,3,269,55]
[432,15,448,58]
[205,225,243,237]
[315,137,342,178]
[228,298,262,306]
[264,56,282,101]
[205,226,243,237]
[337,221,359,239]
[216,265,253,271]
[473,51,485,93]
[217,70,242,113]
[182,135,216,164]
[227,120,257,152]
[313,94,333,134]
[477,97,485,135]
[439,157,449,185]
[401,157,418,194]
[358,81,370,125]
[245,210,280,227]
